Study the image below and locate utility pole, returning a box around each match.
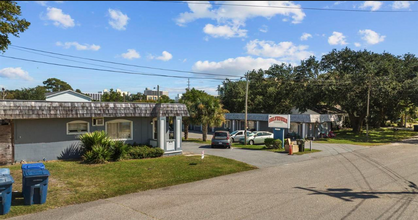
[188,78,190,90]
[366,82,371,142]
[157,85,160,102]
[1,88,6,100]
[244,73,249,146]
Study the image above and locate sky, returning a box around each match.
[1,1,417,99]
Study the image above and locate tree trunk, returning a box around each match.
[183,121,189,140]
[202,124,208,141]
[349,114,365,134]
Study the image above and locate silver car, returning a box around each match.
[211,131,232,148]
[239,131,274,145]
[230,130,252,142]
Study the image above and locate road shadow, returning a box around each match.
[295,187,418,202]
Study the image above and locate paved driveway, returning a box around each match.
[182,141,366,168]
[13,141,418,220]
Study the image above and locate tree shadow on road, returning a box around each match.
[295,187,418,202]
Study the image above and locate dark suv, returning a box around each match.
[211,131,231,148]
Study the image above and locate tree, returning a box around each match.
[130,92,146,102]
[75,89,82,93]
[158,95,174,103]
[9,86,47,100]
[101,89,124,102]
[181,88,228,141]
[43,78,73,92]
[0,1,30,52]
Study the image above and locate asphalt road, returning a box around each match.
[12,141,418,220]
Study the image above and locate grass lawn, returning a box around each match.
[231,143,321,155]
[182,137,211,145]
[1,155,255,219]
[315,128,418,146]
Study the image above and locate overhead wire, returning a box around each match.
[154,1,418,13]
[9,45,240,78]
[0,55,229,81]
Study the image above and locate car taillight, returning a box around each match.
[227,135,230,140]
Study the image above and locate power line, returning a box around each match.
[10,45,240,78]
[0,55,228,81]
[154,1,417,13]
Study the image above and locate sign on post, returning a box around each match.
[268,115,290,128]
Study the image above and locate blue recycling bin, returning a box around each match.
[21,164,49,205]
[21,163,45,192]
[0,168,14,215]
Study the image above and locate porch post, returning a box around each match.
[232,120,236,131]
[302,123,306,138]
[157,117,166,151]
[174,116,182,151]
[256,121,260,131]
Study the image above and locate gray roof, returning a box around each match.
[45,90,92,100]
[0,101,189,119]
[225,113,340,123]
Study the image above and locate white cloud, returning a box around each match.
[354,42,361,47]
[334,1,346,5]
[176,1,306,26]
[392,1,412,9]
[36,1,47,6]
[259,25,268,33]
[359,1,383,11]
[359,29,385,45]
[46,7,75,28]
[182,59,187,63]
[192,56,283,76]
[0,67,33,81]
[56,41,100,51]
[328,31,348,45]
[156,51,173,61]
[121,49,140,60]
[245,40,314,62]
[203,24,247,38]
[300,33,312,41]
[108,9,129,30]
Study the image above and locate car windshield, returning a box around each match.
[215,132,228,137]
[230,131,238,135]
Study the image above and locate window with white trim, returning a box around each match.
[106,119,133,140]
[67,121,89,135]
[92,117,104,126]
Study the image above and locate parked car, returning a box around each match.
[211,131,231,148]
[230,130,252,142]
[239,131,273,145]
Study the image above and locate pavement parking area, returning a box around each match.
[182,141,366,168]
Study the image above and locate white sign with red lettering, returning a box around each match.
[268,115,290,128]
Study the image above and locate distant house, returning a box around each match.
[0,101,188,164]
[144,88,169,101]
[45,90,92,102]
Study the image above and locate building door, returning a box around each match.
[0,120,13,165]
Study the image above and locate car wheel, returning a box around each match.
[249,140,254,145]
[211,145,214,148]
[231,138,234,142]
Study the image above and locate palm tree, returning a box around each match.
[181,88,228,141]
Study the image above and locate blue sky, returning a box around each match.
[1,1,417,98]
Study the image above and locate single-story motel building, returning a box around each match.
[190,107,346,139]
[0,97,189,164]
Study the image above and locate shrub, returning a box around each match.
[82,145,111,164]
[110,141,130,161]
[264,138,275,149]
[79,131,112,153]
[129,146,164,159]
[273,139,283,149]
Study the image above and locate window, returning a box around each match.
[236,132,243,135]
[67,121,89,135]
[106,119,133,140]
[92,117,104,126]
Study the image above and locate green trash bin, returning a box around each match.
[414,125,418,132]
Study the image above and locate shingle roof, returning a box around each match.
[0,101,189,119]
